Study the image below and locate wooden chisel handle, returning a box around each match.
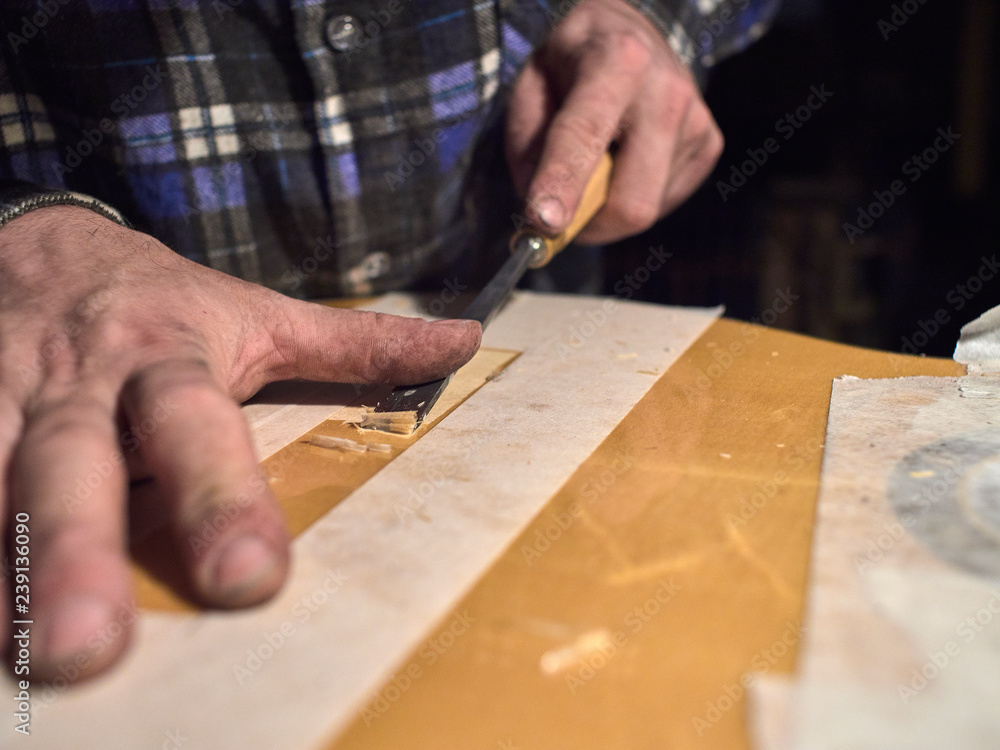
[510,152,614,269]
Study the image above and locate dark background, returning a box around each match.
[599,0,998,356]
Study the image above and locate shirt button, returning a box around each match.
[326,15,359,52]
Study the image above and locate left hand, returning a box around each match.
[506,0,724,244]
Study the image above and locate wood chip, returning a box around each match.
[308,435,367,452]
[358,409,419,435]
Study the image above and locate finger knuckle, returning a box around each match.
[22,395,111,447]
[686,116,725,172]
[608,197,660,234]
[656,74,699,115]
[673,70,700,97]
[82,311,189,361]
[126,359,214,410]
[607,31,653,71]
[548,118,615,179]
[87,317,138,356]
[556,112,614,147]
[18,328,73,387]
[357,311,404,382]
[707,124,725,163]
[254,298,301,381]
[0,395,24,452]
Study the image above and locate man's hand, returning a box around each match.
[0,206,481,681]
[506,0,724,244]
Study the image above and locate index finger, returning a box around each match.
[121,358,289,608]
[525,39,647,234]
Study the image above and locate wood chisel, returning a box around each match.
[362,153,614,435]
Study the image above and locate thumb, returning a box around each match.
[261,299,482,386]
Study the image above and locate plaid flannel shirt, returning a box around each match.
[0,0,777,297]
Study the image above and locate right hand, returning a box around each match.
[0,205,481,682]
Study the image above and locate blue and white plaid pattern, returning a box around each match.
[0,0,776,297]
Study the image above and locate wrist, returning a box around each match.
[0,181,130,234]
[0,204,132,273]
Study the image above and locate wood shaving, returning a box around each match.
[309,435,367,452]
[307,435,394,456]
[355,408,419,435]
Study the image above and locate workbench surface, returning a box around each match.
[316,318,962,750]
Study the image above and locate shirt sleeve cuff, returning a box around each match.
[0,180,131,231]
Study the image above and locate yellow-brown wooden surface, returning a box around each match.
[320,318,963,750]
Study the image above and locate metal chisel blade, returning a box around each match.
[368,244,536,433]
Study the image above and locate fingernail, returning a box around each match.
[533,196,565,230]
[211,535,280,593]
[43,595,113,667]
